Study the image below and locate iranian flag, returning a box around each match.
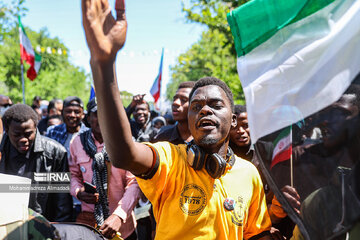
[150,48,164,105]
[19,16,41,81]
[227,0,360,144]
[271,126,292,169]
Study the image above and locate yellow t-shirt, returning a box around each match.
[136,142,271,240]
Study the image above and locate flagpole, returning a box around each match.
[21,62,25,104]
[19,16,25,104]
[290,126,293,187]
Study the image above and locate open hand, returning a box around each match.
[82,0,127,62]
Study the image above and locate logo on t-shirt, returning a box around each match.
[179,184,207,216]
[231,196,245,226]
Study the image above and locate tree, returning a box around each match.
[167,0,250,104]
[0,0,27,42]
[0,1,90,105]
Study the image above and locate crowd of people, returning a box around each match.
[1,0,360,239]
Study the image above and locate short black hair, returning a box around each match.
[47,114,63,127]
[33,96,41,101]
[178,81,195,89]
[31,104,39,110]
[48,98,63,113]
[234,105,247,115]
[2,104,39,130]
[189,77,234,112]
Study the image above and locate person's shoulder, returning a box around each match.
[146,140,187,155]
[40,135,67,156]
[158,125,175,134]
[154,125,173,138]
[46,123,65,134]
[233,155,259,174]
[70,133,82,147]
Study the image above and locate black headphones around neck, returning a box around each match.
[186,140,235,179]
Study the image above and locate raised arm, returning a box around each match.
[82,0,153,175]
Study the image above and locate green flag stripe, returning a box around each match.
[227,0,334,57]
[35,53,42,62]
[273,126,291,147]
[18,16,27,37]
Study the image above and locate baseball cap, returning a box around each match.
[63,96,84,109]
[87,98,97,113]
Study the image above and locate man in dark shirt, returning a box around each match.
[37,98,63,135]
[126,95,158,142]
[154,81,195,144]
[0,104,72,222]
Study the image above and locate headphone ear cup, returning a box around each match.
[206,153,227,179]
[187,145,206,170]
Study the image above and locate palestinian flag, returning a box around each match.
[19,16,41,81]
[227,0,360,144]
[271,126,292,169]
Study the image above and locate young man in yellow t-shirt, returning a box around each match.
[81,0,272,239]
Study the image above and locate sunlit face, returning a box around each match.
[7,119,36,154]
[172,87,192,122]
[230,112,251,147]
[62,101,84,131]
[134,103,150,126]
[188,85,236,151]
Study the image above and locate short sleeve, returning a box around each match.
[244,166,272,240]
[135,142,184,206]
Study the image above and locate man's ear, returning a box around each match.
[231,113,237,129]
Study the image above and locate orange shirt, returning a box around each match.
[137,142,271,240]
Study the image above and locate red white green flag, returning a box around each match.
[271,126,292,169]
[19,16,41,81]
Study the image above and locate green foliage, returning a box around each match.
[0,0,27,42]
[0,1,90,105]
[167,0,250,104]
[120,90,133,107]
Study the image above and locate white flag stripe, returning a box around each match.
[272,135,291,160]
[34,61,41,72]
[19,27,35,57]
[238,0,360,143]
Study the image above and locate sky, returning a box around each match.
[8,0,206,103]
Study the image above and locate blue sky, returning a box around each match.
[10,0,206,102]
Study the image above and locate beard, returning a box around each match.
[198,136,218,147]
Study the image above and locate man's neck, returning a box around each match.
[66,124,81,134]
[230,142,252,161]
[177,121,192,142]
